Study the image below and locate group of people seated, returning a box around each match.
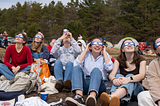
[0,30,160,106]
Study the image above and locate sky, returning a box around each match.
[0,0,71,10]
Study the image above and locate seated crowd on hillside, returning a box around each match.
[0,30,160,106]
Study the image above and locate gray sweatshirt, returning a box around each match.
[50,38,81,66]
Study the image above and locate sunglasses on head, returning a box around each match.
[34,35,43,39]
[122,42,135,48]
[155,42,160,48]
[15,35,25,40]
[91,42,103,46]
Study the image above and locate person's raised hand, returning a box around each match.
[59,33,67,40]
[67,32,72,39]
[102,45,106,55]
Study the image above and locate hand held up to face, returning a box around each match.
[102,45,106,54]
[84,42,91,53]
[60,32,72,40]
[66,32,72,39]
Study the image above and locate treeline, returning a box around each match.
[0,0,160,43]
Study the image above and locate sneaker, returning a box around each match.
[109,96,120,106]
[55,79,63,92]
[65,94,85,106]
[100,92,109,106]
[63,79,71,93]
[86,95,97,106]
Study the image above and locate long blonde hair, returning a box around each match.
[31,34,44,53]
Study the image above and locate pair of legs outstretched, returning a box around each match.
[65,66,106,106]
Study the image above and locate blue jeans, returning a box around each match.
[110,74,144,101]
[32,52,43,59]
[72,65,106,97]
[54,60,73,82]
[0,63,31,80]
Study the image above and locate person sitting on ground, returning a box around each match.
[50,31,81,92]
[65,38,113,106]
[27,32,49,62]
[0,33,32,80]
[46,39,56,53]
[100,39,146,106]
[77,39,86,55]
[138,37,160,106]
[46,39,57,75]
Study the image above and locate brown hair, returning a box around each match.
[117,39,140,68]
[15,32,28,45]
[31,34,44,53]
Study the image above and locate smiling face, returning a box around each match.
[121,39,135,53]
[90,39,103,53]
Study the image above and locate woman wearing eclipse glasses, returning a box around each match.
[27,32,49,62]
[100,39,146,106]
[0,33,32,80]
[50,30,81,93]
[65,38,113,106]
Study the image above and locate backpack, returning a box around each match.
[8,72,38,94]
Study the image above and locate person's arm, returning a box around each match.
[102,46,110,63]
[130,60,146,82]
[74,43,91,67]
[118,60,146,85]
[40,45,49,59]
[109,60,122,86]
[78,43,90,62]
[148,60,160,105]
[4,46,14,69]
[70,38,81,57]
[50,38,62,59]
